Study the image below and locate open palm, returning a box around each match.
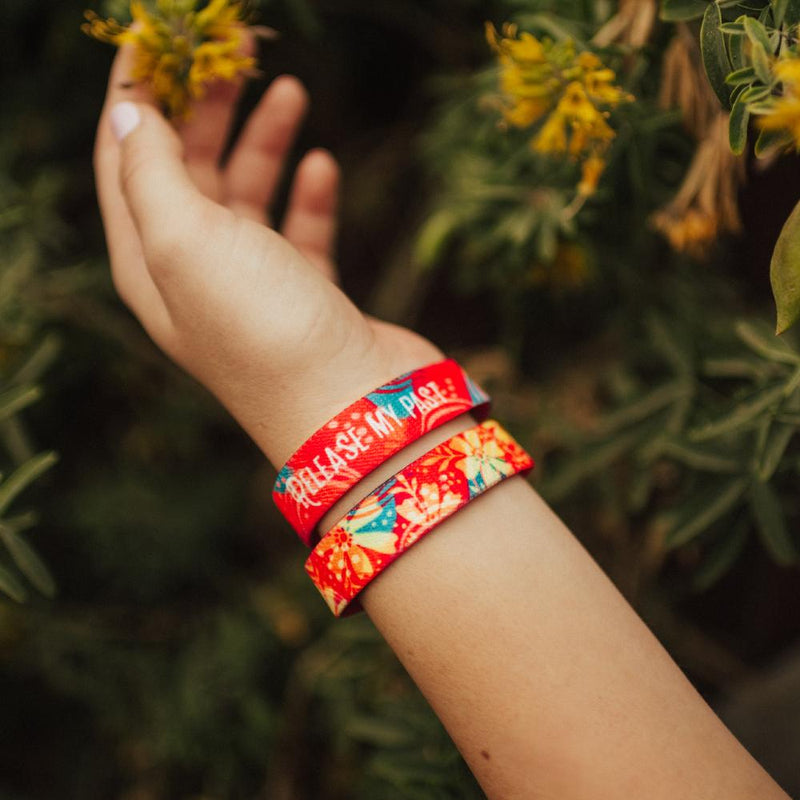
[94,45,440,466]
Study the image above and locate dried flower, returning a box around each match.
[83,0,257,119]
[486,23,633,199]
[651,114,744,259]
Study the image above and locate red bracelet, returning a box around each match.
[305,419,534,616]
[273,359,490,545]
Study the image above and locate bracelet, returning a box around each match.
[273,359,490,545]
[305,419,534,616]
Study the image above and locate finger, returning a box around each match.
[178,36,255,201]
[282,149,340,282]
[95,45,173,341]
[109,100,232,291]
[224,75,309,224]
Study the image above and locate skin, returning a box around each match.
[95,44,791,800]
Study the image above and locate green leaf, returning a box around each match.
[757,423,796,480]
[729,92,750,154]
[343,715,415,748]
[755,126,794,158]
[749,481,798,564]
[724,66,756,85]
[735,319,800,365]
[702,3,733,107]
[703,356,775,381]
[594,381,690,437]
[10,334,60,387]
[693,523,748,591]
[660,440,742,473]
[751,42,773,84]
[541,426,648,502]
[740,85,772,103]
[743,16,775,54]
[728,19,747,70]
[0,563,27,603]
[0,452,59,517]
[0,385,42,424]
[415,209,460,268]
[719,22,746,34]
[660,0,709,21]
[647,314,693,376]
[771,199,800,334]
[666,478,748,548]
[688,383,787,441]
[772,0,789,26]
[0,525,56,598]
[784,0,800,25]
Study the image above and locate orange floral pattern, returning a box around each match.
[305,420,534,616]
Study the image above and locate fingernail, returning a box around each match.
[109,101,140,142]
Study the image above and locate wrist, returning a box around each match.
[253,329,444,470]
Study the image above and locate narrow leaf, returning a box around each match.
[0,452,59,517]
[719,22,746,34]
[772,0,789,26]
[660,440,742,473]
[10,334,60,386]
[785,0,800,25]
[666,479,748,548]
[693,523,748,591]
[0,563,27,603]
[728,20,747,71]
[735,319,800,364]
[771,198,800,334]
[689,383,786,441]
[743,16,775,54]
[701,2,733,106]
[0,385,42,424]
[750,481,798,564]
[741,85,772,103]
[594,381,690,437]
[541,427,647,502]
[751,42,773,84]
[724,66,756,85]
[758,423,796,480]
[729,92,750,154]
[0,526,56,598]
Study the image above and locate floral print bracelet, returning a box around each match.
[305,419,535,616]
[274,359,490,546]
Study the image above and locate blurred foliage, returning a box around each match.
[418,0,799,593]
[1,0,799,798]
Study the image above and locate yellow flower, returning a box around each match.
[758,94,800,146]
[83,0,256,119]
[486,22,633,198]
[755,55,800,150]
[532,111,568,153]
[774,56,800,86]
[578,155,606,197]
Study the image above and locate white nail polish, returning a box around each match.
[109,101,141,142]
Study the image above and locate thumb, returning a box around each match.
[108,101,222,268]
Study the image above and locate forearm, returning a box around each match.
[319,420,790,800]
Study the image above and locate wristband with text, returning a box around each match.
[305,419,534,616]
[273,359,490,545]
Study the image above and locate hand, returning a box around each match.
[94,45,441,467]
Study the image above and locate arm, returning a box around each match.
[94,48,790,800]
